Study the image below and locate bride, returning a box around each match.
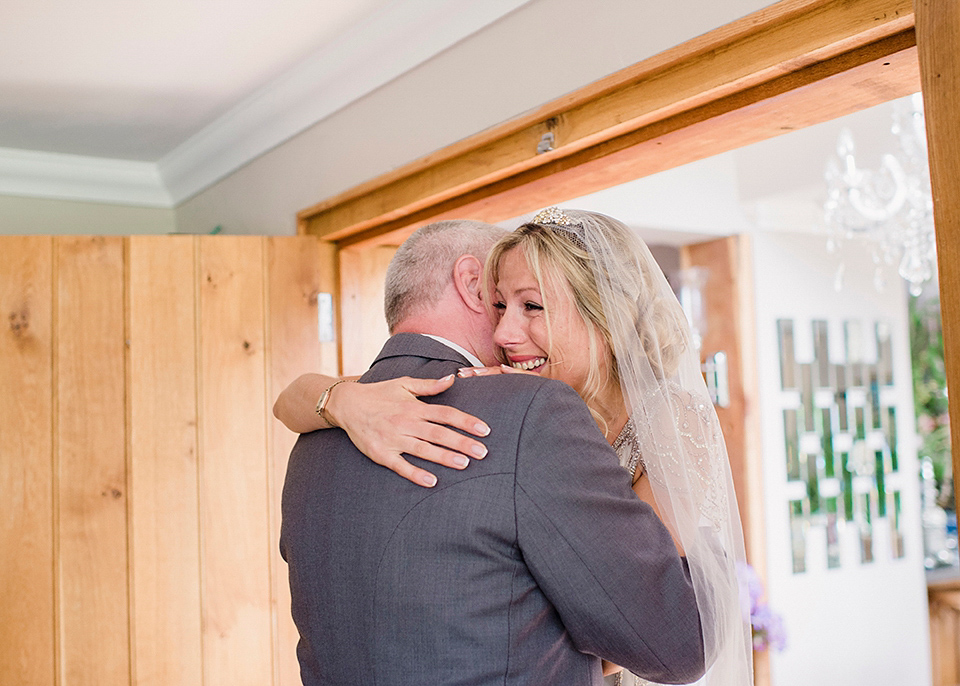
[275,208,753,685]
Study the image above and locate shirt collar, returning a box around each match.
[421,334,483,368]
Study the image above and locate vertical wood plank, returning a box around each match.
[338,245,396,376]
[198,236,273,686]
[127,236,202,685]
[318,241,338,377]
[0,236,55,685]
[915,0,960,541]
[55,236,129,685]
[266,236,327,686]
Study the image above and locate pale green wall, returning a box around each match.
[0,194,176,235]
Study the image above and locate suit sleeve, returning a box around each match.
[514,381,705,684]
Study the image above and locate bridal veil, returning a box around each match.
[529,208,754,686]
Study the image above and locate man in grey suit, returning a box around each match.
[280,220,704,685]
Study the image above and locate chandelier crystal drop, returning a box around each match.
[823,94,936,297]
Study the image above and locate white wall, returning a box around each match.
[174,0,775,236]
[752,231,930,686]
[0,194,175,234]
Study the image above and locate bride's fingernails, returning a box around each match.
[471,444,488,458]
[421,473,438,487]
[457,368,472,377]
[475,422,491,436]
[441,373,455,382]
[453,455,469,468]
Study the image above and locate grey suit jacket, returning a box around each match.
[280,334,704,686]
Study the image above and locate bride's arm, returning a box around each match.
[273,373,348,433]
[274,373,491,487]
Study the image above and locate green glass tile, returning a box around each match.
[858,493,874,563]
[822,408,835,477]
[869,368,882,429]
[807,452,820,514]
[825,497,841,569]
[876,321,894,386]
[886,407,898,472]
[875,450,886,517]
[778,319,797,390]
[789,500,806,574]
[840,452,854,521]
[801,364,814,431]
[784,408,800,480]
[890,491,905,559]
[834,364,849,431]
[813,320,831,387]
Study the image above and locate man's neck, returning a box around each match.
[392,320,482,367]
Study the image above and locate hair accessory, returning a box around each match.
[531,207,587,250]
[532,206,581,227]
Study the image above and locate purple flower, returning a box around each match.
[736,562,787,652]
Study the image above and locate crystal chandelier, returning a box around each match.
[823,93,936,296]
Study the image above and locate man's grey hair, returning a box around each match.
[384,219,507,333]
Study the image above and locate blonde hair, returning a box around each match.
[485,212,688,427]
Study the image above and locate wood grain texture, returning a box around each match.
[126,236,203,686]
[55,236,129,685]
[301,0,915,245]
[197,236,273,686]
[317,240,339,377]
[0,236,55,686]
[265,236,324,686]
[338,246,395,376]
[915,0,960,544]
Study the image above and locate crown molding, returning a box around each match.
[158,0,533,205]
[0,147,171,207]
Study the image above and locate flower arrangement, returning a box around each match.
[738,562,787,652]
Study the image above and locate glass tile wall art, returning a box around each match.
[777,318,904,573]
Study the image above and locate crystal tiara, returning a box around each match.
[531,207,587,250]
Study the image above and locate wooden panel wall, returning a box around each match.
[56,236,129,684]
[127,236,202,685]
[0,236,54,685]
[0,235,325,686]
[338,245,396,376]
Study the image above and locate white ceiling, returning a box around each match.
[1,0,391,160]
[0,0,531,206]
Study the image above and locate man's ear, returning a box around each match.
[452,254,485,314]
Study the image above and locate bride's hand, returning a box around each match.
[325,375,491,488]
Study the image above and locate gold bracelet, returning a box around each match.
[315,379,353,425]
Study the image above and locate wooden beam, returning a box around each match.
[345,34,918,249]
[915,0,960,531]
[300,0,915,246]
